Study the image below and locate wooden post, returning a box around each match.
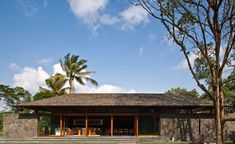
[60,114,63,137]
[37,112,40,137]
[85,115,88,136]
[63,115,66,136]
[111,114,113,136]
[135,112,139,137]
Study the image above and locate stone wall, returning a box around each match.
[3,113,38,138]
[225,113,235,141]
[160,113,235,143]
[160,113,215,143]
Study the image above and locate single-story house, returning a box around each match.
[3,93,235,142]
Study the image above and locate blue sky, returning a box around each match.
[0,0,199,95]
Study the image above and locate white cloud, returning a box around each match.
[8,63,22,72]
[120,5,149,31]
[139,47,144,56]
[76,84,136,93]
[68,0,151,33]
[99,14,119,25]
[53,63,66,75]
[91,24,101,35]
[11,63,65,94]
[37,58,53,65]
[149,33,157,41]
[12,66,50,94]
[68,0,118,34]
[172,53,197,69]
[10,63,136,94]
[68,0,108,24]
[17,0,39,16]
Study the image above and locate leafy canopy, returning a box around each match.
[33,90,55,101]
[40,73,68,96]
[165,87,200,97]
[0,84,31,112]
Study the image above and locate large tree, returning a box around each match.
[60,53,98,94]
[136,0,235,143]
[0,85,31,112]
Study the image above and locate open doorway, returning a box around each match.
[113,116,134,136]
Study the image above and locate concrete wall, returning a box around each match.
[3,113,38,138]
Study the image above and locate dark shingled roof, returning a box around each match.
[16,93,213,107]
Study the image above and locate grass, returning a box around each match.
[137,141,189,144]
[0,142,118,144]
[0,141,118,144]
[0,142,189,144]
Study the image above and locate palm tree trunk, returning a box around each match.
[69,78,75,94]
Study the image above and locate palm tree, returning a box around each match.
[40,73,68,95]
[60,53,98,94]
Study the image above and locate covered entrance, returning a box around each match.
[65,116,110,136]
[40,112,160,137]
[48,113,139,137]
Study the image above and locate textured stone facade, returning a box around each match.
[160,113,235,143]
[160,113,215,143]
[225,113,235,141]
[3,113,38,138]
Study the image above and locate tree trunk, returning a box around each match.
[69,78,75,94]
[215,99,223,144]
[215,78,224,144]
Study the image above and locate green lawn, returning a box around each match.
[0,142,118,144]
[0,142,189,144]
[0,141,233,144]
[137,142,189,144]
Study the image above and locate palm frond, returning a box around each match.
[59,53,98,93]
[79,71,95,76]
[75,76,85,85]
[39,86,52,93]
[84,77,98,86]
[71,63,79,74]
[77,59,87,66]
[71,55,79,63]
[77,65,88,73]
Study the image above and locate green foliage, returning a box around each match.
[165,87,200,97]
[39,115,51,135]
[194,43,215,84]
[0,84,31,112]
[60,53,98,93]
[33,90,55,101]
[223,69,235,110]
[40,73,68,96]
